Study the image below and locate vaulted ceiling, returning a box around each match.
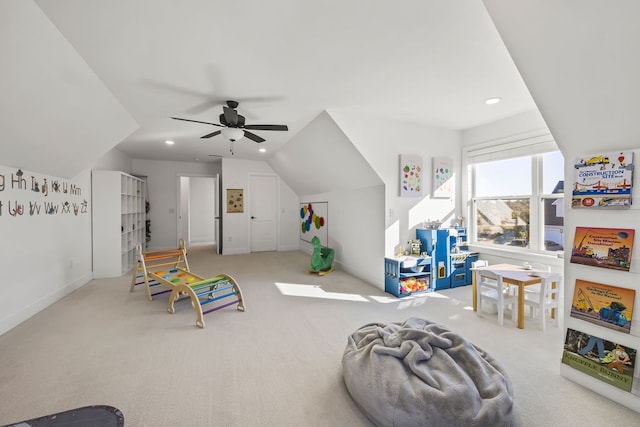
[2,1,538,178]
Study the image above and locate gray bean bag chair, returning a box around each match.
[342,317,514,426]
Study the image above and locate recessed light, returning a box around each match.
[259,148,266,153]
[165,140,175,145]
[485,97,501,105]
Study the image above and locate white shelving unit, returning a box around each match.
[92,170,146,278]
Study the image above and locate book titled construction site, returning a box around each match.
[571,279,635,334]
[571,227,635,271]
[572,150,634,208]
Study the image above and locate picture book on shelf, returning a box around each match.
[572,150,634,208]
[570,227,634,271]
[570,279,635,334]
[563,328,637,394]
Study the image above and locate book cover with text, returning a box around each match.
[570,227,634,271]
[563,328,637,393]
[572,151,634,208]
[570,279,635,334]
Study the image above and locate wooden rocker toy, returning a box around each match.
[130,240,245,328]
[308,236,335,275]
[130,239,190,301]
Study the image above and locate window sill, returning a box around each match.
[467,244,564,267]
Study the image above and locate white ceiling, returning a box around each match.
[31,0,537,164]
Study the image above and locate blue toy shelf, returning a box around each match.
[384,256,432,297]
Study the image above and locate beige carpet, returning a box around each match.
[0,246,638,426]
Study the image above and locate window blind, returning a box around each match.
[465,132,558,164]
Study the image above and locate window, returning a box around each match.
[469,150,564,253]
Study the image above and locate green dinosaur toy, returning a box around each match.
[309,236,334,275]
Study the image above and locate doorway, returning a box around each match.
[177,175,220,250]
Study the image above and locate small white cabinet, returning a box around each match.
[92,170,146,278]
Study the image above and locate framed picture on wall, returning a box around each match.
[226,188,244,213]
[400,154,423,197]
[433,157,453,198]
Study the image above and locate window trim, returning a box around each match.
[464,135,563,255]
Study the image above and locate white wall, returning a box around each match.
[301,185,385,287]
[331,111,461,258]
[269,112,387,287]
[0,164,93,336]
[268,111,384,195]
[0,147,152,336]
[91,148,133,174]
[132,159,220,250]
[461,110,548,147]
[0,1,138,179]
[221,158,299,255]
[269,110,460,290]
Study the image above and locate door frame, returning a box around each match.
[176,173,219,248]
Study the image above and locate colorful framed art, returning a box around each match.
[400,155,423,197]
[432,157,453,198]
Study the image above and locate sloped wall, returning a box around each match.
[269,111,385,287]
[268,111,383,195]
[330,111,461,256]
[0,0,138,178]
[269,110,461,289]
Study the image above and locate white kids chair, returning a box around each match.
[523,273,562,331]
[476,270,517,327]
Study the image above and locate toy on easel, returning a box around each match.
[308,236,335,275]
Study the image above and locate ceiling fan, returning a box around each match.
[170,100,288,144]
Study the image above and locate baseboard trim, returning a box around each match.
[336,260,383,291]
[0,272,92,337]
[224,246,305,255]
[222,247,250,255]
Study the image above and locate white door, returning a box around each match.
[250,174,277,252]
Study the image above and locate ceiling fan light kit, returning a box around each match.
[221,127,245,142]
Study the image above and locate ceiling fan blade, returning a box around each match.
[243,131,266,143]
[186,99,220,115]
[244,124,288,131]
[201,130,221,139]
[223,106,238,126]
[171,117,223,127]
